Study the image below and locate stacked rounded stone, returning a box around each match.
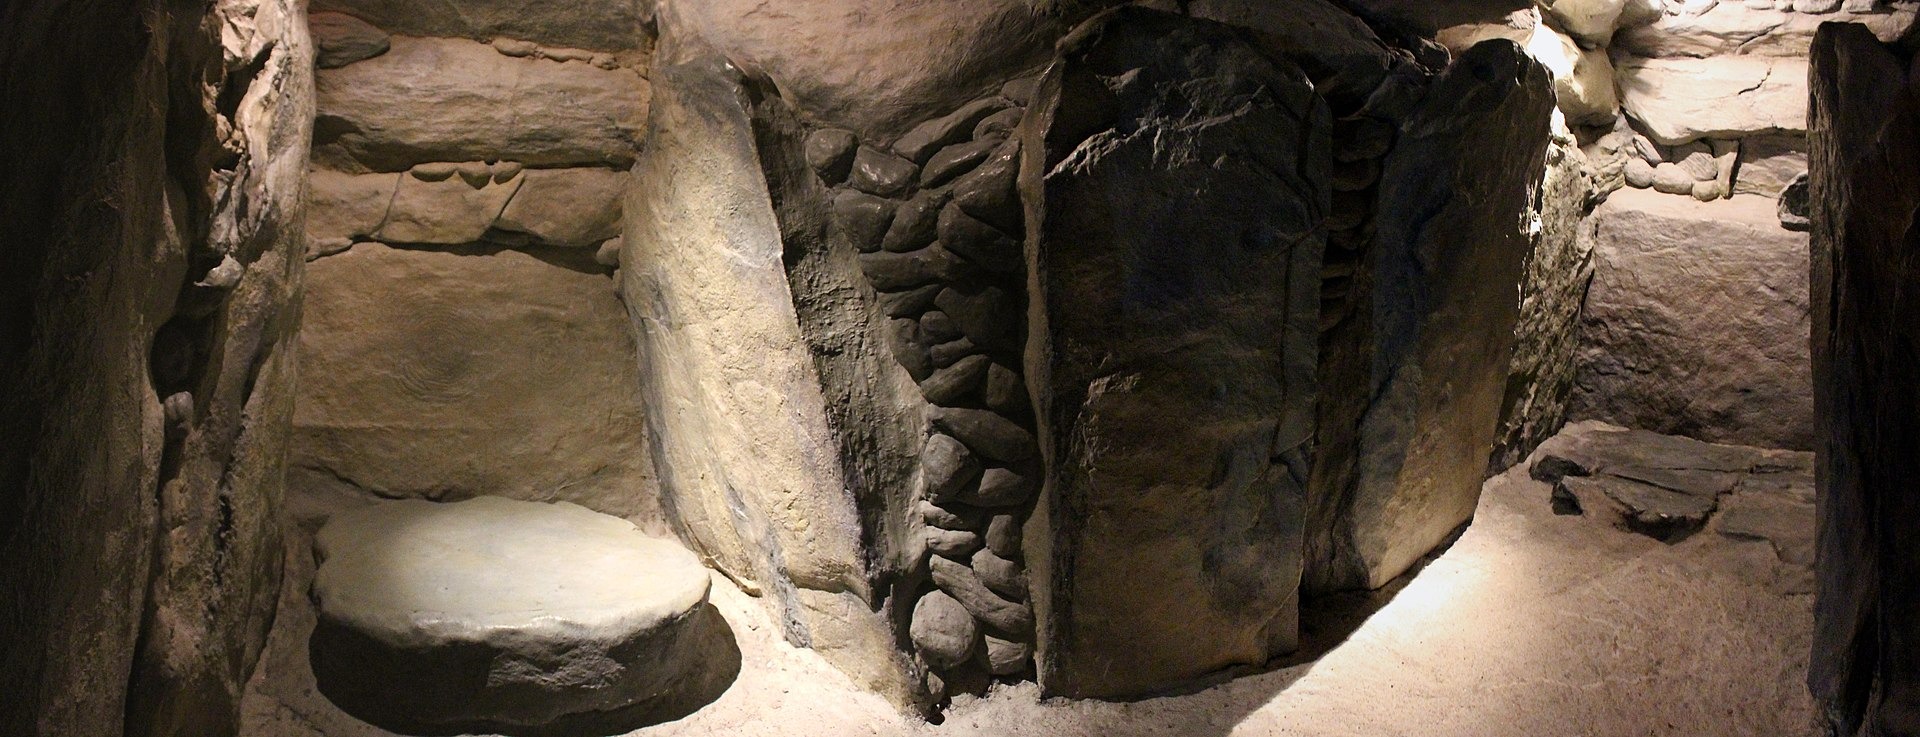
[309,496,736,735]
[1622,135,1740,201]
[806,81,1042,695]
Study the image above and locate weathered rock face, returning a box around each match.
[1616,1,1916,58]
[1310,40,1554,592]
[1570,188,1813,450]
[308,497,733,734]
[1025,8,1326,699]
[661,0,1059,140]
[312,36,649,172]
[290,243,660,524]
[620,24,910,708]
[0,2,312,736]
[1807,22,1920,737]
[1616,56,1808,145]
[308,0,653,52]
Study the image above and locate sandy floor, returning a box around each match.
[243,427,1818,737]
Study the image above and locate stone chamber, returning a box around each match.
[3,0,1919,735]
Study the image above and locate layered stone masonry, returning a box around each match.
[802,82,1040,695]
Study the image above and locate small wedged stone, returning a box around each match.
[805,129,858,184]
[910,591,979,669]
[983,362,1030,417]
[895,98,1011,163]
[922,433,983,502]
[923,138,1000,188]
[920,310,962,343]
[921,500,984,531]
[882,190,946,252]
[411,162,457,181]
[455,161,493,188]
[929,556,1033,636]
[926,527,984,558]
[849,146,918,197]
[971,548,1028,601]
[974,108,1024,140]
[929,337,979,368]
[858,245,970,291]
[920,354,991,406]
[887,319,935,380]
[950,139,1023,233]
[934,284,1022,352]
[961,466,1035,507]
[985,635,1033,676]
[834,190,897,253]
[985,514,1021,557]
[878,284,942,318]
[938,203,1023,273]
[931,407,1036,463]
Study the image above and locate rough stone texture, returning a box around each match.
[372,174,520,244]
[660,0,1059,140]
[1311,40,1553,593]
[309,497,729,734]
[0,2,312,736]
[1735,134,1810,197]
[1616,56,1808,144]
[1616,1,1917,58]
[1528,23,1620,126]
[493,167,627,248]
[1807,22,1920,737]
[1492,126,1598,472]
[291,242,660,523]
[1026,8,1325,700]
[308,0,653,52]
[305,169,397,250]
[621,26,912,709]
[1535,422,1810,542]
[314,36,649,172]
[309,12,389,69]
[1570,188,1813,450]
[909,592,979,669]
[1186,0,1398,114]
[1539,0,1630,45]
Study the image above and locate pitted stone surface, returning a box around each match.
[310,496,721,732]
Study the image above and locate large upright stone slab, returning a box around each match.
[619,26,913,708]
[1025,8,1325,700]
[1310,40,1553,592]
[1807,23,1920,737]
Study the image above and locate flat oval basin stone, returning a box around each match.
[309,496,731,735]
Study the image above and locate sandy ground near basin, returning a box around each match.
[243,440,1817,737]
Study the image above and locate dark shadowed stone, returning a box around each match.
[976,108,1025,140]
[924,139,1001,188]
[986,514,1022,557]
[926,527,984,558]
[930,556,1033,636]
[985,635,1033,676]
[858,245,971,291]
[920,354,991,405]
[910,591,979,669]
[1334,116,1395,162]
[951,140,1023,233]
[1530,425,1774,483]
[984,362,1030,417]
[1555,475,1717,542]
[934,285,1021,352]
[1807,23,1920,737]
[922,433,983,502]
[1026,8,1325,700]
[895,98,1011,163]
[972,548,1028,601]
[806,129,859,184]
[1780,172,1812,231]
[849,146,918,197]
[938,204,1023,273]
[962,467,1035,507]
[931,407,1037,464]
[1307,40,1553,594]
[883,190,947,252]
[311,12,391,69]
[878,284,942,318]
[833,190,896,253]
[920,310,962,343]
[886,319,934,380]
[929,338,978,368]
[921,500,984,531]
